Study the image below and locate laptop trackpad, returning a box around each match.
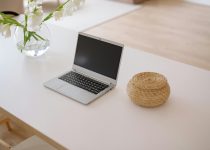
[58,84,96,104]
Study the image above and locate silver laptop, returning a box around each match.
[44,33,124,104]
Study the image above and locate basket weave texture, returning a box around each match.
[127,72,170,107]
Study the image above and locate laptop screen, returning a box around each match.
[74,34,123,80]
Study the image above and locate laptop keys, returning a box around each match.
[59,71,109,94]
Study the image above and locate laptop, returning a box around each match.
[44,32,124,104]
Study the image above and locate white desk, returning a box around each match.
[0,25,210,150]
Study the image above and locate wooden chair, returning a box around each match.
[0,118,57,150]
[0,118,13,149]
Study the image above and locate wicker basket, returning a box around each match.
[127,72,170,107]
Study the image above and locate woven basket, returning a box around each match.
[127,72,170,107]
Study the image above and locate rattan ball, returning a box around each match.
[127,72,170,107]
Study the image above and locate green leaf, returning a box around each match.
[26,32,33,43]
[23,14,29,46]
[42,0,71,22]
[42,12,53,22]
[0,13,23,27]
[24,30,28,46]
[32,34,39,41]
[24,14,28,28]
[34,32,45,41]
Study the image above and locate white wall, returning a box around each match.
[185,0,210,6]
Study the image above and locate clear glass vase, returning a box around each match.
[14,23,50,57]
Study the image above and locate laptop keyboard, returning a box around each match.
[59,71,109,94]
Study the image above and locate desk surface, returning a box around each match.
[0,25,210,150]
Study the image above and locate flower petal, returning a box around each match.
[2,25,11,38]
[64,1,75,16]
[30,12,43,29]
[74,0,81,7]
[54,10,63,21]
[73,0,85,8]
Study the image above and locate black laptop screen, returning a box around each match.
[74,34,123,80]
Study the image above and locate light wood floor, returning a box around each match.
[85,0,210,70]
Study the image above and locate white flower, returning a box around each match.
[27,0,43,14]
[54,10,64,20]
[73,0,85,8]
[53,0,85,19]
[31,13,43,26]
[24,8,30,15]
[63,1,75,16]
[73,0,83,8]
[73,0,80,8]
[29,7,43,29]
[1,25,12,38]
[28,1,37,13]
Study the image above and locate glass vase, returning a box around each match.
[14,23,50,57]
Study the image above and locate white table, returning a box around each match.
[0,25,210,150]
